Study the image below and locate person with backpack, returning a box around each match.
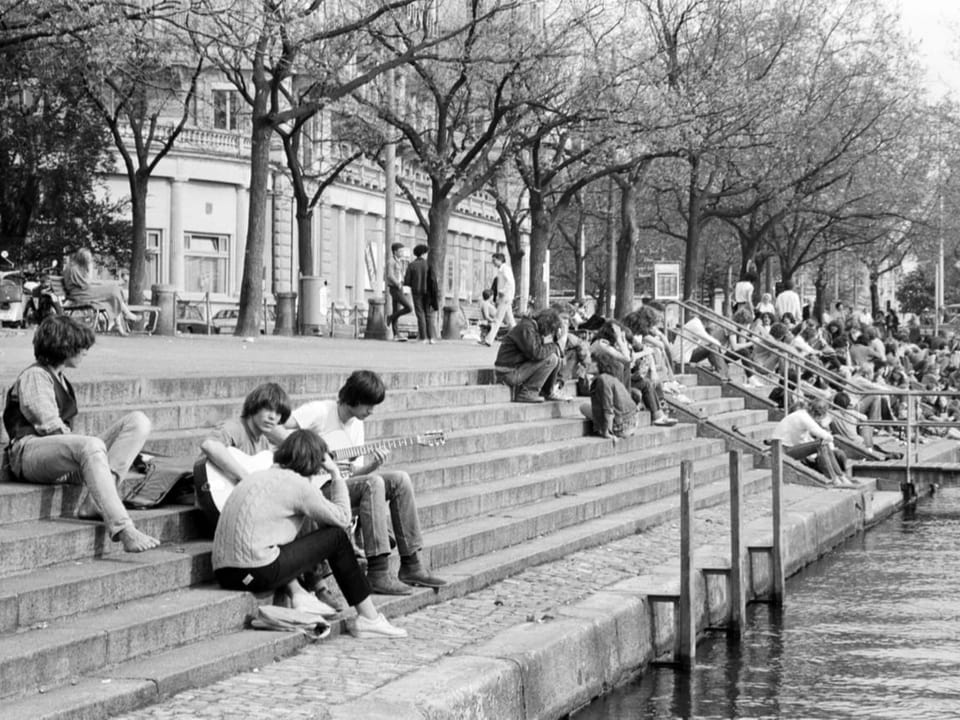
[212,429,407,638]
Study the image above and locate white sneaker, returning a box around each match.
[290,592,338,618]
[747,376,766,388]
[354,612,407,639]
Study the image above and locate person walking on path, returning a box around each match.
[385,243,412,340]
[212,429,407,638]
[2,315,159,552]
[402,244,438,343]
[480,252,516,346]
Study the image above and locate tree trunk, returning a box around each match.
[236,116,272,336]
[869,271,880,317]
[527,190,549,310]
[127,172,149,304]
[614,181,639,319]
[296,206,314,277]
[427,197,451,306]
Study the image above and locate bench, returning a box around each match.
[48,275,160,335]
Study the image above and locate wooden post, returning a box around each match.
[728,450,746,636]
[769,439,785,605]
[678,460,696,668]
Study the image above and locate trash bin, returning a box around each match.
[299,276,325,335]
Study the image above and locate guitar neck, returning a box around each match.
[330,435,416,461]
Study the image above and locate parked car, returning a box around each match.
[0,270,26,327]
[211,306,275,334]
[176,302,219,334]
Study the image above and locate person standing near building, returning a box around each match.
[385,243,412,340]
[775,279,802,323]
[402,244,438,344]
[480,252,516,346]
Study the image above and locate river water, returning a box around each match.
[574,489,960,720]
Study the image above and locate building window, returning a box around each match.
[143,230,162,296]
[213,89,240,131]
[185,233,229,294]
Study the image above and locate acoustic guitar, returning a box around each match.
[203,430,445,512]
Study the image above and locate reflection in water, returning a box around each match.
[574,491,960,719]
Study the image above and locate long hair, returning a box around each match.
[70,248,94,278]
[338,370,386,407]
[241,383,291,423]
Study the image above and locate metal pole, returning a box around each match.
[728,450,745,636]
[905,393,914,486]
[383,68,396,340]
[769,440,785,605]
[678,460,696,669]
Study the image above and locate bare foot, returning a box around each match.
[118,527,160,553]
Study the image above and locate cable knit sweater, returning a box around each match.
[212,467,351,570]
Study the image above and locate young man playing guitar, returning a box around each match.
[196,383,338,617]
[284,370,447,595]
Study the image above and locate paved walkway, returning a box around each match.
[0,329,492,385]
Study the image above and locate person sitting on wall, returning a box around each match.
[63,248,141,335]
[771,398,855,487]
[494,307,565,403]
[2,315,159,552]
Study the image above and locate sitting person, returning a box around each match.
[494,308,564,403]
[756,293,776,318]
[63,248,140,335]
[478,289,497,339]
[549,301,589,400]
[621,311,678,426]
[196,382,291,526]
[284,370,446,595]
[2,315,159,552]
[212,429,406,638]
[580,320,641,440]
[771,398,854,487]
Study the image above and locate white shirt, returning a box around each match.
[495,263,515,300]
[775,290,802,321]
[292,399,365,465]
[771,409,832,446]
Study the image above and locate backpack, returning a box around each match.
[121,453,196,508]
[249,605,331,640]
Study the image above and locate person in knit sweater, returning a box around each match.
[212,430,406,638]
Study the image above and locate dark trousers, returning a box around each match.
[215,526,371,607]
[411,294,435,340]
[387,285,412,334]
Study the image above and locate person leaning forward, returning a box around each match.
[494,308,565,403]
[282,370,446,595]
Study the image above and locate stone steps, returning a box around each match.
[0,367,752,717]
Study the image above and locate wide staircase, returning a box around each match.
[0,366,781,718]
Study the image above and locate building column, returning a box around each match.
[169,178,185,291]
[271,175,293,294]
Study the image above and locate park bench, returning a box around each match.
[49,275,161,335]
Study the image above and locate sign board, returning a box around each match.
[654,262,681,328]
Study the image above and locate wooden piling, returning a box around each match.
[728,450,746,636]
[769,439,785,605]
[678,460,696,668]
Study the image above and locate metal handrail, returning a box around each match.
[663,298,960,485]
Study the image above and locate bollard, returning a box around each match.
[364,298,387,339]
[273,292,297,336]
[151,284,176,336]
[441,305,461,340]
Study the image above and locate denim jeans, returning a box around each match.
[387,285,412,334]
[10,411,150,538]
[346,469,423,558]
[411,294,435,340]
[484,294,515,344]
[495,353,559,396]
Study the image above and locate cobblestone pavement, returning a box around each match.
[113,486,821,720]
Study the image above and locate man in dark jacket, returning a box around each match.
[402,244,437,343]
[494,308,564,403]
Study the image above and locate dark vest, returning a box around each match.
[2,365,78,443]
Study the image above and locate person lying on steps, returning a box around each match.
[212,430,406,638]
[281,370,447,595]
[2,315,159,552]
